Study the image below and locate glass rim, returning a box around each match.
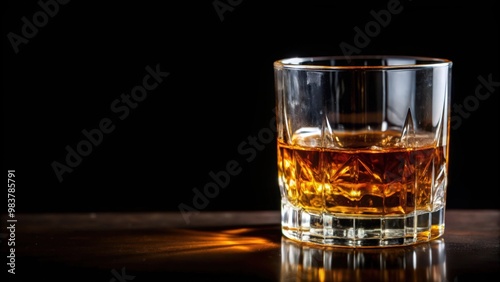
[273,55,452,70]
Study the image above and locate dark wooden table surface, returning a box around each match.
[1,209,499,282]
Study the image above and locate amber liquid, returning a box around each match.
[278,130,447,216]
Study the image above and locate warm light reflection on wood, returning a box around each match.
[157,228,277,255]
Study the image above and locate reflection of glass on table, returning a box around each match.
[281,237,446,282]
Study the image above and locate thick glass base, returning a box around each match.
[281,202,445,248]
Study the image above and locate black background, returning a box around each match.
[3,0,499,213]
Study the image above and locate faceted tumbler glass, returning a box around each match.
[273,55,452,247]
